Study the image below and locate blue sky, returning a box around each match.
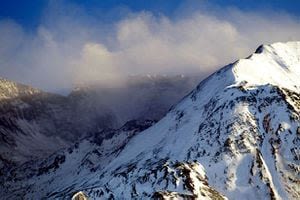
[1,0,300,30]
[0,0,300,92]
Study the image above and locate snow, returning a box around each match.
[232,42,300,92]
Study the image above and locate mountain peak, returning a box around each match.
[231,41,300,91]
[0,78,41,100]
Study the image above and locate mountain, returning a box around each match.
[0,75,199,171]
[0,78,70,171]
[0,77,116,171]
[93,41,299,199]
[2,41,300,199]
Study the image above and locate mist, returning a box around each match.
[0,1,300,93]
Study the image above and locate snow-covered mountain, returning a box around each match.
[2,41,300,199]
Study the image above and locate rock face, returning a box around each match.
[1,41,300,200]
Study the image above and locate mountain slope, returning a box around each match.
[0,78,71,171]
[1,120,155,199]
[2,41,300,199]
[0,78,115,171]
[72,41,300,199]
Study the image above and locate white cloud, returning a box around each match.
[0,3,300,92]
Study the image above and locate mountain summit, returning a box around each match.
[2,42,300,199]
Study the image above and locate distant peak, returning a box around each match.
[0,77,42,100]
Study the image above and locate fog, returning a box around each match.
[0,1,300,92]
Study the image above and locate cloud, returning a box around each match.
[0,1,300,92]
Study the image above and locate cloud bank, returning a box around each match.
[0,1,300,92]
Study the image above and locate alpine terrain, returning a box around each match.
[1,41,300,200]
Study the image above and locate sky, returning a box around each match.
[0,0,300,92]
